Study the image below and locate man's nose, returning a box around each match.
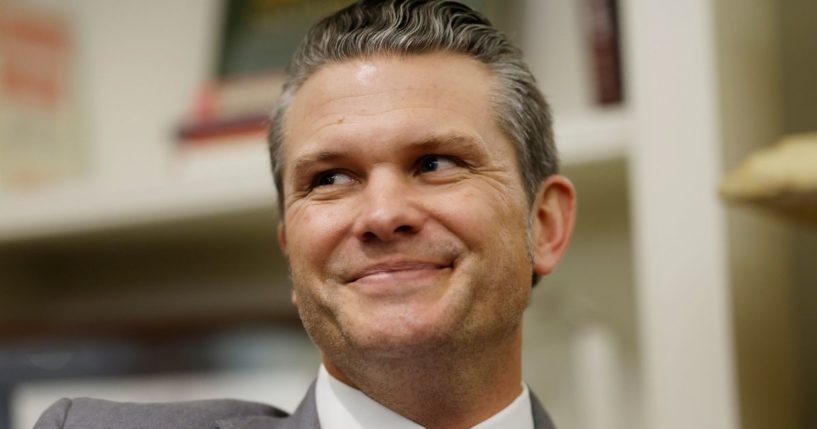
[352,170,428,242]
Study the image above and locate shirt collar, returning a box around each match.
[315,364,534,429]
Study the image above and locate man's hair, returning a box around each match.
[269,0,557,211]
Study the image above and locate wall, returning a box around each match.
[713,0,800,427]
[781,0,817,426]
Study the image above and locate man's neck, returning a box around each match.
[323,326,524,429]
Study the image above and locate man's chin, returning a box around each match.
[340,317,460,358]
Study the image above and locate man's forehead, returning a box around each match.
[285,52,496,122]
[281,53,498,152]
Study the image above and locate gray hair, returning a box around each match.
[269,0,557,211]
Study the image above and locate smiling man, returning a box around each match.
[269,1,576,428]
[34,1,575,428]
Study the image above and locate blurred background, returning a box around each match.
[0,0,815,428]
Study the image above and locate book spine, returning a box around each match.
[587,0,624,105]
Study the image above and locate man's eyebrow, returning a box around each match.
[289,133,485,177]
[290,150,347,179]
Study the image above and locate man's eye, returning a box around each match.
[312,171,354,188]
[417,155,458,173]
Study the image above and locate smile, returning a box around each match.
[347,261,452,289]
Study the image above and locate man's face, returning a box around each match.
[279,52,534,361]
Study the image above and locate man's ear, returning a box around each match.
[530,174,577,276]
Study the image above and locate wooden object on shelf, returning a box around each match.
[176,113,269,142]
[721,133,817,222]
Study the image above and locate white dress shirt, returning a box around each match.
[315,364,534,429]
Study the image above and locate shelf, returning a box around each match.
[557,107,631,165]
[0,109,630,245]
[0,135,275,244]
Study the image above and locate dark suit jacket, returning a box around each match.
[34,382,556,428]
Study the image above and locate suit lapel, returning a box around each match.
[218,382,321,429]
[530,390,557,429]
[277,382,321,429]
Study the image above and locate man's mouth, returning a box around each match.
[347,261,452,285]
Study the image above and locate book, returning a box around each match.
[584,0,624,105]
[0,4,88,190]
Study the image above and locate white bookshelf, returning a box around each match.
[0,110,630,244]
[0,137,273,242]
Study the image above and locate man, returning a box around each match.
[34,1,575,428]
